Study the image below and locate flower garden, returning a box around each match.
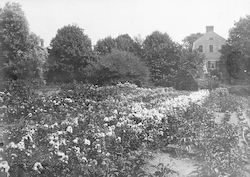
[1,81,250,177]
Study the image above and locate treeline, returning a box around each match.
[1,2,249,90]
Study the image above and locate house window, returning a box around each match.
[208,61,217,70]
[210,62,216,69]
[209,37,214,40]
[209,45,213,52]
[198,45,203,52]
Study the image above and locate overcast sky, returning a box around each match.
[1,0,250,47]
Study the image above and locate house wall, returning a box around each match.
[193,26,226,72]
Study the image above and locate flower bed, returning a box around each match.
[1,82,250,176]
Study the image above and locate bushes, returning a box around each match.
[89,50,150,86]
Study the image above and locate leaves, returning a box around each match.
[220,15,250,84]
[0,2,47,82]
[143,31,180,86]
[46,24,94,83]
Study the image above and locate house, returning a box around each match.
[193,26,226,73]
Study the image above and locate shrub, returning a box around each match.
[90,49,150,86]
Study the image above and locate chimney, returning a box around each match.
[206,26,214,33]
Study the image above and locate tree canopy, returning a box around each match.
[0,2,47,81]
[46,24,94,83]
[182,33,203,51]
[94,36,116,56]
[142,31,180,86]
[220,15,250,84]
[94,34,142,57]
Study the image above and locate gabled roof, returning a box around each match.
[194,31,226,44]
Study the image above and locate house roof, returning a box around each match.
[194,30,226,44]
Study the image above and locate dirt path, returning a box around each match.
[145,153,198,177]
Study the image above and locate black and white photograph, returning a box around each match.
[0,0,250,176]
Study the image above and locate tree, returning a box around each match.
[142,31,180,86]
[0,2,47,81]
[174,47,205,90]
[179,47,205,79]
[94,36,116,56]
[115,34,142,57]
[46,24,94,83]
[182,33,203,51]
[89,49,149,86]
[94,34,143,57]
[219,44,244,84]
[220,15,250,84]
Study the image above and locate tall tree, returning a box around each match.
[0,2,47,81]
[94,34,142,57]
[94,36,116,56]
[142,31,180,86]
[220,15,250,84]
[179,47,205,79]
[182,33,203,51]
[46,24,94,83]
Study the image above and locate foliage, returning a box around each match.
[115,34,143,57]
[220,15,250,84]
[93,36,116,56]
[142,31,180,86]
[94,34,142,57]
[175,88,250,177]
[0,2,47,82]
[172,69,198,91]
[182,33,203,51]
[2,79,250,177]
[219,44,245,84]
[179,48,205,79]
[45,24,94,83]
[171,47,205,90]
[88,49,150,86]
[1,81,210,177]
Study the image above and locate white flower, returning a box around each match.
[104,117,110,122]
[66,126,73,133]
[97,133,105,138]
[73,146,80,153]
[106,131,113,137]
[84,139,91,145]
[81,156,87,162]
[28,113,32,117]
[116,137,121,142]
[0,161,10,174]
[57,151,69,163]
[113,109,118,114]
[73,138,79,144]
[65,98,73,103]
[33,162,43,171]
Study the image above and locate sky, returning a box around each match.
[1,0,250,47]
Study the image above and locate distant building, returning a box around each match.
[193,26,226,72]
